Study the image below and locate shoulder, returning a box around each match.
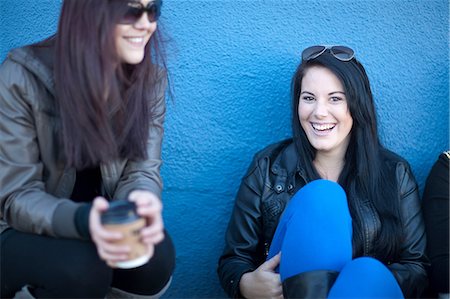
[426,150,449,184]
[252,139,295,165]
[244,139,296,177]
[380,148,411,172]
[1,47,33,84]
[437,150,450,168]
[1,39,54,94]
[442,150,450,159]
[0,48,40,106]
[380,148,418,195]
[430,150,450,175]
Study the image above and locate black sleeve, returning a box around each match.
[387,161,428,298]
[423,152,449,294]
[217,155,267,298]
[74,203,92,240]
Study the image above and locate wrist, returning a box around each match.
[74,203,92,239]
[239,272,252,298]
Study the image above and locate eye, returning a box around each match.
[330,96,344,103]
[146,3,158,19]
[301,96,315,102]
[123,2,144,21]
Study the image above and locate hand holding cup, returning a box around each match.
[89,191,164,268]
[128,190,165,258]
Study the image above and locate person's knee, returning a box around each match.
[107,277,173,299]
[342,257,389,275]
[302,180,347,207]
[40,243,112,298]
[143,233,175,293]
[288,179,349,219]
[154,232,176,280]
[53,266,111,298]
[111,231,175,296]
[328,257,403,299]
[278,180,353,277]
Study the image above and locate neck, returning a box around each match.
[313,152,346,182]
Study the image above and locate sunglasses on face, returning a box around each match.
[119,0,163,24]
[302,45,355,62]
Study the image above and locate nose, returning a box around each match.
[314,99,329,118]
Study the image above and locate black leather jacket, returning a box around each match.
[218,139,428,298]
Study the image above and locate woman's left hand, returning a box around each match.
[128,190,165,259]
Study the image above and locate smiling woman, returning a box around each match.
[218,45,428,299]
[0,0,175,298]
[298,66,353,181]
[115,0,160,64]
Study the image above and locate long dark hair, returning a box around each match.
[54,0,167,169]
[291,51,402,262]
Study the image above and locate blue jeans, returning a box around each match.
[267,179,403,298]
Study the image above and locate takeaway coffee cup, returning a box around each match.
[101,200,149,269]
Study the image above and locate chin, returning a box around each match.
[126,57,145,65]
[121,51,145,65]
[310,142,333,152]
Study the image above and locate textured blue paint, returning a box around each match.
[1,0,448,297]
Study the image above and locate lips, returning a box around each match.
[124,36,147,47]
[311,122,336,132]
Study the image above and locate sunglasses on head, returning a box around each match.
[119,0,163,24]
[302,45,355,62]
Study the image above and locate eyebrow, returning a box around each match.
[300,91,346,96]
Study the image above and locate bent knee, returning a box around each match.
[45,244,112,298]
[107,276,172,299]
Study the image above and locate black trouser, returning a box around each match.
[0,229,175,298]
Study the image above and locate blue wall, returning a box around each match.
[1,0,448,297]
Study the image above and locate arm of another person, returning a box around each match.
[388,162,429,298]
[422,152,449,295]
[218,156,282,299]
[0,59,80,238]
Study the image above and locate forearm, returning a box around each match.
[114,160,163,200]
[218,258,255,298]
[2,189,81,238]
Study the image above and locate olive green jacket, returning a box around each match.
[0,41,167,239]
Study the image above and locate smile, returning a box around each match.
[124,36,145,46]
[311,123,336,131]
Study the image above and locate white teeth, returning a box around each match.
[312,123,335,131]
[126,37,144,44]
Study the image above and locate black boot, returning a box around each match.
[282,270,339,299]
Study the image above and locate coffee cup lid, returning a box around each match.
[101,200,140,224]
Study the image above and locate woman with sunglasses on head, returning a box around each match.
[0,0,175,298]
[218,45,428,299]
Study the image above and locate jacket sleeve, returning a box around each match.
[113,68,167,200]
[422,152,449,294]
[388,161,429,298]
[217,155,267,298]
[0,58,80,238]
